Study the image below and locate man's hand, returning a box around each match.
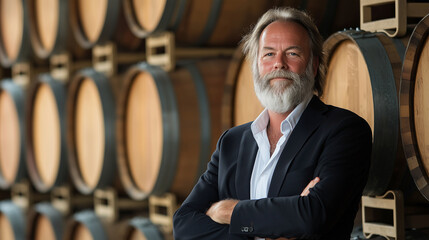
[206,199,239,224]
[300,177,320,196]
[206,177,319,232]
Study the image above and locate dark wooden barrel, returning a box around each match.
[0,200,26,240]
[322,30,412,197]
[26,73,68,193]
[70,0,141,49]
[286,0,360,37]
[222,46,263,130]
[28,202,64,240]
[27,0,89,59]
[0,79,26,189]
[124,217,163,240]
[400,14,429,201]
[122,0,275,46]
[117,59,229,200]
[67,68,116,194]
[0,0,31,67]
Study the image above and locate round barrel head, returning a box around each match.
[0,213,14,240]
[77,0,107,44]
[126,71,163,193]
[75,78,104,190]
[32,83,61,189]
[132,0,166,32]
[0,0,23,63]
[0,91,20,186]
[73,223,93,240]
[233,58,262,126]
[34,215,56,240]
[35,0,59,53]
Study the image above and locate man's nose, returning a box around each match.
[274,55,286,70]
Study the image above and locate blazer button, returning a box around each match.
[241,227,254,233]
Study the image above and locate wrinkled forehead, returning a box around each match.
[258,21,312,52]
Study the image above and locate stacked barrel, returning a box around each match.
[321,1,429,239]
[9,0,429,239]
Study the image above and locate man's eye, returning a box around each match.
[288,52,298,56]
[265,52,273,56]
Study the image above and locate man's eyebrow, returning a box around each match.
[260,46,303,51]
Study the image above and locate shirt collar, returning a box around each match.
[251,94,313,136]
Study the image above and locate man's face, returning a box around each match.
[257,20,315,82]
[254,20,316,113]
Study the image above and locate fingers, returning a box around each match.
[300,177,320,196]
[206,199,239,224]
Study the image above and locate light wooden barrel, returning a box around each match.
[122,0,275,46]
[0,0,31,67]
[400,14,429,201]
[0,201,26,240]
[27,0,65,59]
[28,202,64,240]
[117,59,229,200]
[0,80,26,189]
[27,0,88,59]
[123,0,360,45]
[322,30,409,196]
[67,68,116,194]
[222,46,263,130]
[26,74,68,192]
[70,0,141,49]
[124,217,163,240]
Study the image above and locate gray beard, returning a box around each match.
[254,63,315,114]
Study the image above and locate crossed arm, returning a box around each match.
[205,177,320,240]
[206,177,320,224]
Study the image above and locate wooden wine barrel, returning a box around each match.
[27,0,66,59]
[117,59,229,200]
[26,73,68,193]
[322,30,410,197]
[124,217,163,240]
[222,46,263,130]
[27,0,89,59]
[400,14,429,201]
[122,0,275,46]
[123,0,359,46]
[64,210,107,240]
[28,202,64,240]
[290,0,360,37]
[0,201,26,240]
[0,0,31,67]
[0,80,26,189]
[67,68,116,194]
[70,0,141,49]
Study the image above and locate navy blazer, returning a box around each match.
[173,96,372,239]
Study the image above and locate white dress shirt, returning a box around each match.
[250,96,312,239]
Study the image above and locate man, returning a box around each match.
[173,7,372,240]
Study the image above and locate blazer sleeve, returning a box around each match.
[229,114,372,239]
[173,130,249,240]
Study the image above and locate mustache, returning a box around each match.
[261,69,301,82]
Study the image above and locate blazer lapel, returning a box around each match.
[268,97,328,197]
[235,128,258,200]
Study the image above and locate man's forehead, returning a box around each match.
[258,21,311,49]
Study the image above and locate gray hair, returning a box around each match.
[241,7,326,97]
